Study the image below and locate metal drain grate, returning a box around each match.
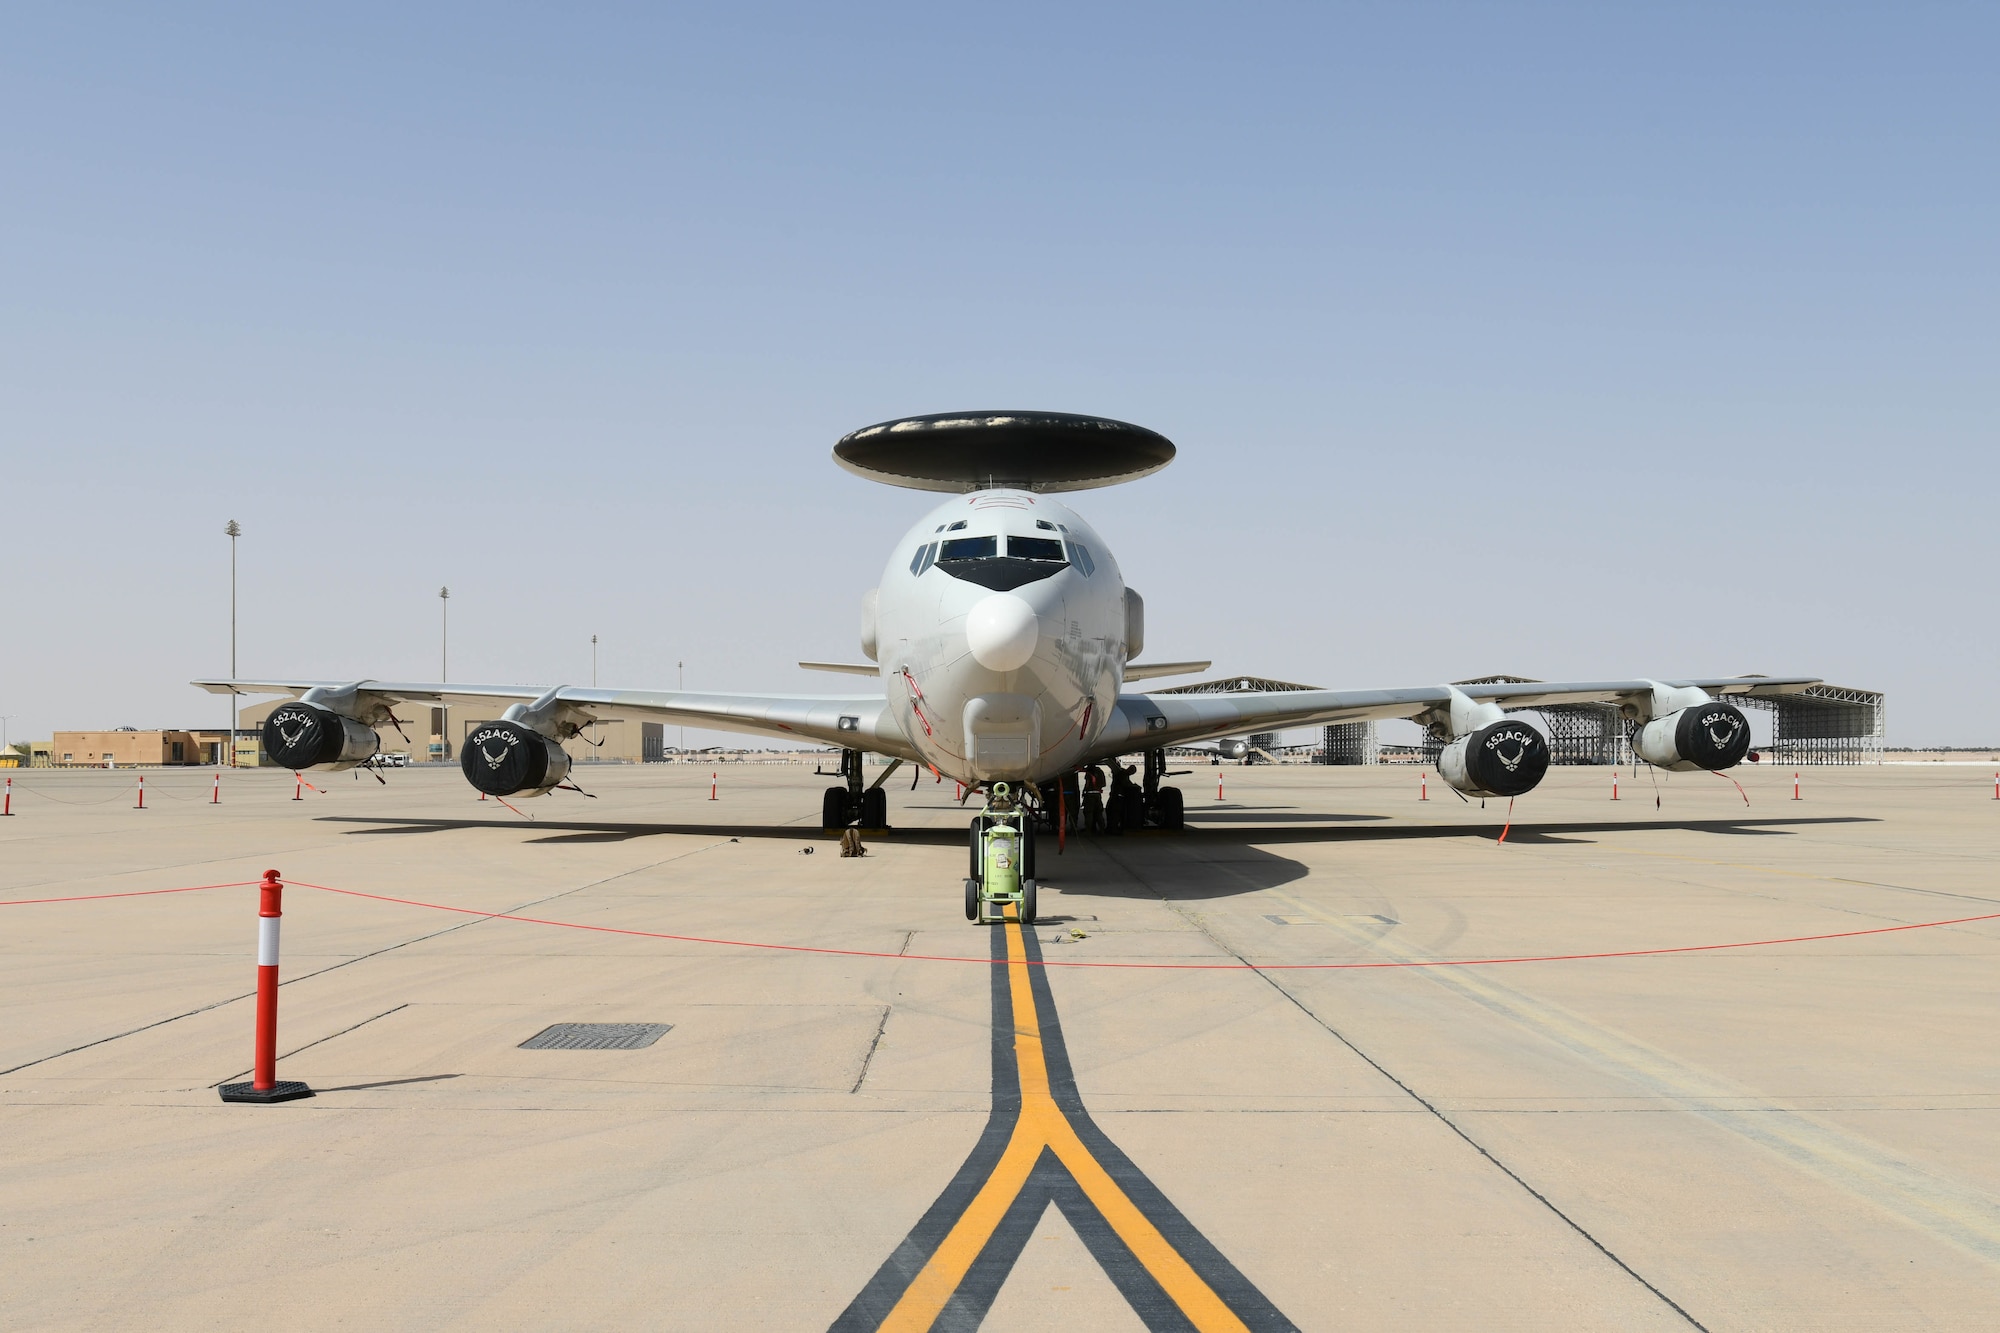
[519,1022,673,1050]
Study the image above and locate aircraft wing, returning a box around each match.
[1085,675,1821,758]
[191,678,918,759]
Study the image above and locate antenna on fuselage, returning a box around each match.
[832,411,1176,493]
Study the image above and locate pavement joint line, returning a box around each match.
[1094,838,1713,1333]
[210,1003,411,1087]
[0,838,735,1080]
[1247,875,2000,1272]
[850,1005,892,1094]
[1594,841,2000,908]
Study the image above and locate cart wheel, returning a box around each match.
[965,877,979,921]
[1021,878,1036,925]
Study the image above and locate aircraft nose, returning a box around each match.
[964,593,1040,672]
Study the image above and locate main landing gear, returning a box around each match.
[967,782,1036,924]
[1067,749,1186,836]
[821,748,889,831]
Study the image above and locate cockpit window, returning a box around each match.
[946,520,968,531]
[933,532,1068,592]
[1008,536,1066,563]
[909,542,937,575]
[939,535,996,561]
[1069,542,1096,576]
[1034,519,1056,531]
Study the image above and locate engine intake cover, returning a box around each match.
[1441,719,1550,798]
[262,703,380,771]
[461,719,572,796]
[1637,703,1751,772]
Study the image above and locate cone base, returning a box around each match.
[218,1080,313,1104]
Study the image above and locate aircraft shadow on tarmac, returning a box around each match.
[317,812,1873,851]
[313,813,1874,907]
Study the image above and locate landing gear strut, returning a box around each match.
[821,749,889,830]
[1099,750,1184,833]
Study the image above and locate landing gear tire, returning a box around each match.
[965,877,979,921]
[1021,878,1037,925]
[1154,786,1184,831]
[822,786,850,830]
[861,787,887,829]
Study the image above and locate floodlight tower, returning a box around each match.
[439,586,450,761]
[225,520,241,765]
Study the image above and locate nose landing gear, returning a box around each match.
[967,782,1036,924]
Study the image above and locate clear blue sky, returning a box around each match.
[4,4,1993,747]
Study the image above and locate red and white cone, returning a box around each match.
[293,772,304,802]
[219,870,313,1103]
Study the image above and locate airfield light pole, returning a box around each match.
[592,634,598,688]
[678,661,684,755]
[439,587,450,762]
[226,520,241,766]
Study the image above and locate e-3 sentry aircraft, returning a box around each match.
[196,411,1816,850]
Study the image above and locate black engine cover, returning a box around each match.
[263,704,350,769]
[1464,720,1550,797]
[461,719,565,795]
[1674,703,1752,771]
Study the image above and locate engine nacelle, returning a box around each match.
[1439,719,1550,798]
[461,719,572,797]
[1635,703,1751,772]
[262,703,380,772]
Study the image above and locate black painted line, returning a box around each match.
[830,920,1297,1332]
[1095,839,1709,1332]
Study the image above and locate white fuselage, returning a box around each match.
[871,490,1128,785]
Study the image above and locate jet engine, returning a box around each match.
[1635,702,1751,772]
[461,718,572,797]
[1439,719,1550,799]
[262,702,380,772]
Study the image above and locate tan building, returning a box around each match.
[48,730,231,767]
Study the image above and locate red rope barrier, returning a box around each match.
[11,875,1998,973]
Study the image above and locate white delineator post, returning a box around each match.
[219,870,313,1103]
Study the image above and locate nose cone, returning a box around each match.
[965,593,1040,672]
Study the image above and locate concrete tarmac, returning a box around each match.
[3,760,1998,1330]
